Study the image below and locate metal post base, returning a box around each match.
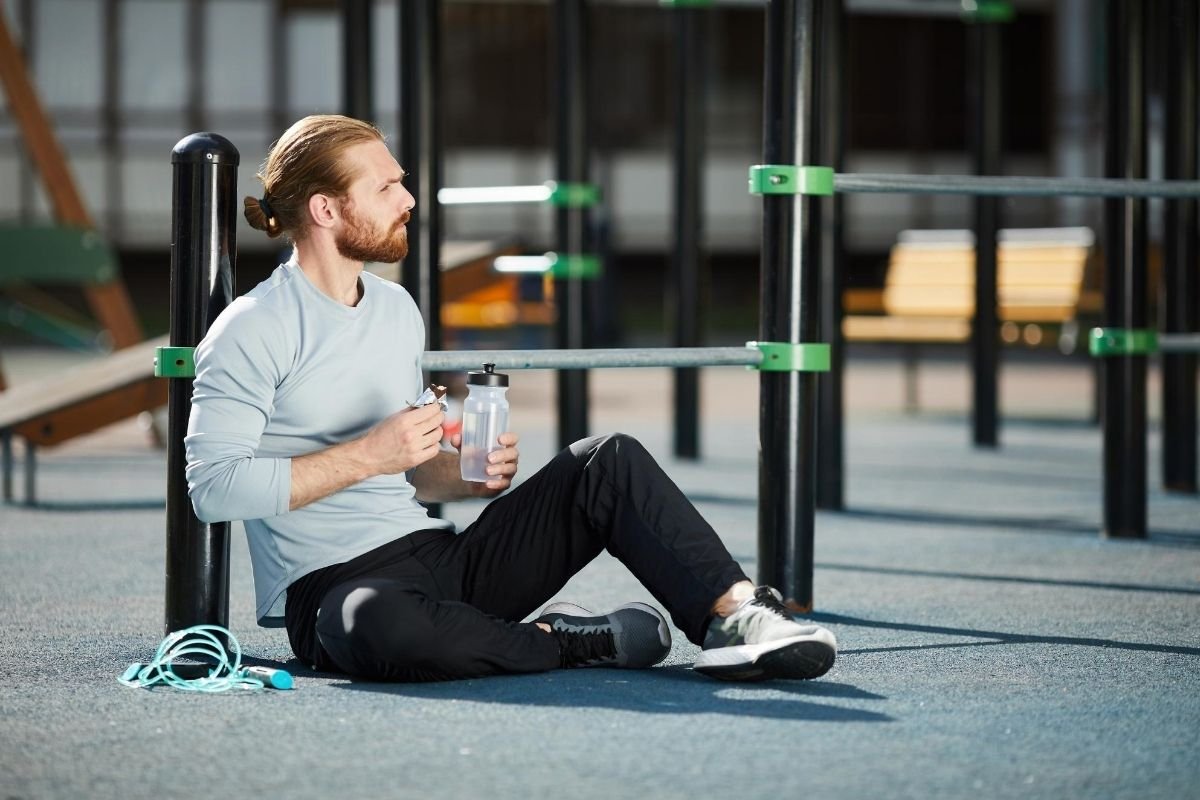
[2,430,12,503]
[23,439,35,507]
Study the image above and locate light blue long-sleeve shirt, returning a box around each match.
[184,257,451,625]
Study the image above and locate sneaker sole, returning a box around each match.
[693,630,837,682]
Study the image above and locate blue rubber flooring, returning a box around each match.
[1,360,1197,800]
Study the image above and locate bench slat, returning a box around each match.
[843,316,971,342]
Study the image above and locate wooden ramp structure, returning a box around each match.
[0,335,169,504]
[0,10,154,503]
[0,10,143,388]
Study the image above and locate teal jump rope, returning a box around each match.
[118,624,293,693]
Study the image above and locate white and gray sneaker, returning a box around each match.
[693,586,836,681]
[535,601,672,669]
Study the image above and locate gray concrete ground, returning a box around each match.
[1,348,1198,800]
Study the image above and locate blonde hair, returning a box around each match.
[244,115,385,240]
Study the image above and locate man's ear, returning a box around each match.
[307,193,339,231]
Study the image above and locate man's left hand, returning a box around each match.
[451,431,520,495]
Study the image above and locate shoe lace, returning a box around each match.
[554,629,616,668]
[749,586,794,621]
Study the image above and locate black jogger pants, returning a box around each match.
[286,433,749,682]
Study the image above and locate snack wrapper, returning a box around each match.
[412,383,449,411]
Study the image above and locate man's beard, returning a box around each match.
[335,204,409,263]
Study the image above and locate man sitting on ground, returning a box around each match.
[185,114,837,683]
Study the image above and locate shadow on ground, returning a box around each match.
[323,666,894,723]
[810,612,1200,657]
[816,562,1200,596]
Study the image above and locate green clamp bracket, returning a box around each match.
[748,341,831,372]
[155,346,196,378]
[546,182,601,208]
[547,253,602,280]
[1088,328,1158,357]
[961,1,1015,23]
[749,165,834,196]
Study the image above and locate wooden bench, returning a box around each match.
[843,227,1101,409]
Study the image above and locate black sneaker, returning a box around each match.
[693,586,837,681]
[536,601,671,669]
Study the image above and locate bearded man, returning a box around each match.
[185,114,838,683]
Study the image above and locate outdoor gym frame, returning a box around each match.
[753,0,1199,545]
[161,0,1198,638]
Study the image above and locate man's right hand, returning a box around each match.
[359,402,446,475]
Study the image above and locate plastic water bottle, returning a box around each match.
[460,363,509,482]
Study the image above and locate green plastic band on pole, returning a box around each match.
[546,182,601,208]
[961,1,1014,23]
[155,346,196,378]
[1088,328,1158,357]
[749,165,835,196]
[548,253,601,279]
[748,341,831,372]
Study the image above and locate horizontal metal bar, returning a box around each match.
[1160,333,1200,353]
[421,346,763,371]
[492,255,554,273]
[438,185,553,206]
[844,0,982,16]
[493,253,602,279]
[834,173,1200,199]
[599,0,993,12]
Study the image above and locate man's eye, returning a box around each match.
[380,185,390,193]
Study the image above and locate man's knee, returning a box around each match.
[315,580,439,675]
[569,432,651,469]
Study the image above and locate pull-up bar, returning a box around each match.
[437,181,601,207]
[748,166,1200,199]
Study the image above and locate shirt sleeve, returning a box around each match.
[184,301,292,523]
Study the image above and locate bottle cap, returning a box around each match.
[467,363,509,387]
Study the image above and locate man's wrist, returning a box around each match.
[344,436,378,482]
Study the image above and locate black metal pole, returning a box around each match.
[165,133,238,636]
[186,0,205,133]
[554,0,591,450]
[399,0,441,330]
[816,0,844,510]
[270,0,290,137]
[1102,0,1148,538]
[969,12,1002,448]
[399,0,444,517]
[1161,0,1198,493]
[759,0,823,611]
[342,0,373,122]
[671,4,707,460]
[102,0,121,239]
